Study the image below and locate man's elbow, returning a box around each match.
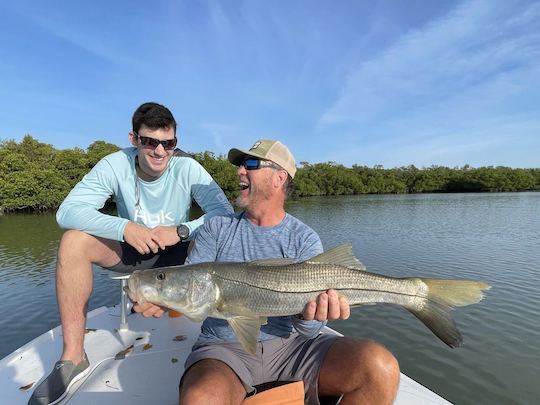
[56,204,77,229]
[56,206,67,228]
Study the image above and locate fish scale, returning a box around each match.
[213,264,425,317]
[212,262,424,296]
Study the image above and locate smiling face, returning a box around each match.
[235,159,290,212]
[236,165,274,209]
[129,124,176,180]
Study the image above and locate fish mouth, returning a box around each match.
[125,274,160,305]
[126,276,139,302]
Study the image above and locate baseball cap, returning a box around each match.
[228,139,297,178]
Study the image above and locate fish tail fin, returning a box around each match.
[407,279,490,348]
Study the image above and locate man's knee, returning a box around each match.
[58,230,94,261]
[337,339,399,404]
[362,340,400,385]
[59,229,94,248]
[180,359,245,404]
[322,338,400,392]
[58,230,120,267]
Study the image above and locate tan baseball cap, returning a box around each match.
[228,139,297,178]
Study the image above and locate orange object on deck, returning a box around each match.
[242,381,304,405]
[168,310,183,318]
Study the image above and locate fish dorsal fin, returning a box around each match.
[250,258,296,266]
[228,316,267,356]
[306,244,366,270]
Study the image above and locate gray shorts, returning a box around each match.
[183,333,339,405]
[105,241,189,273]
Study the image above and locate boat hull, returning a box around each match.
[0,305,451,404]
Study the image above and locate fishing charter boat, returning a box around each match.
[0,277,451,404]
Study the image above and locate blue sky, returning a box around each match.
[1,0,539,168]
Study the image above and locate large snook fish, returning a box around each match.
[126,244,490,355]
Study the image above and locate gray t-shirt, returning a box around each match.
[185,211,326,343]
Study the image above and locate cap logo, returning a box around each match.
[249,141,262,151]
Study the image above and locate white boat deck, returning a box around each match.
[0,304,451,404]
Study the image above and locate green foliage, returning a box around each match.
[297,162,366,196]
[0,135,118,212]
[54,148,89,188]
[0,135,539,213]
[87,141,121,167]
[192,152,239,200]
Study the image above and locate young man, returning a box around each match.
[179,139,400,405]
[29,102,233,405]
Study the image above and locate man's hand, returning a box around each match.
[123,222,161,254]
[150,225,181,248]
[124,223,183,255]
[132,301,166,318]
[301,289,350,321]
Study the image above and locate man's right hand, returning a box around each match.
[132,301,166,318]
[123,222,162,254]
[301,289,350,321]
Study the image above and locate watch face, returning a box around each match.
[177,225,190,239]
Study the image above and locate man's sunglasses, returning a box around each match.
[135,133,177,150]
[241,157,281,170]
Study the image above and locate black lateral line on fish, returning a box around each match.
[213,275,430,299]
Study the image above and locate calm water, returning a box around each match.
[1,193,539,404]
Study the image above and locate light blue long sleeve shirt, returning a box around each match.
[185,212,328,343]
[56,148,233,240]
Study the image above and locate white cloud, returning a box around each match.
[314,0,540,168]
[318,0,540,127]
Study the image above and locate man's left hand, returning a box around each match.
[301,289,350,321]
[150,226,181,249]
[133,301,166,318]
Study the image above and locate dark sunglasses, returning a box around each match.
[241,157,280,170]
[135,133,177,150]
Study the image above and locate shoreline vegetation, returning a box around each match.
[1,135,539,214]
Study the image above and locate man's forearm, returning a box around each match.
[57,204,129,241]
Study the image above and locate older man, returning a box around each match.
[179,139,400,405]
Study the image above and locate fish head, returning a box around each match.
[126,269,163,304]
[126,265,217,321]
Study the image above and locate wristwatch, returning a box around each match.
[176,224,190,241]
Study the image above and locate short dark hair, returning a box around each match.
[132,102,177,134]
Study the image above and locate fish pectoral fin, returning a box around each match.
[228,316,266,356]
[306,244,366,270]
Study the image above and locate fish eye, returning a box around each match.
[156,272,166,281]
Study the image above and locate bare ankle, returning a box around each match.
[61,348,86,363]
